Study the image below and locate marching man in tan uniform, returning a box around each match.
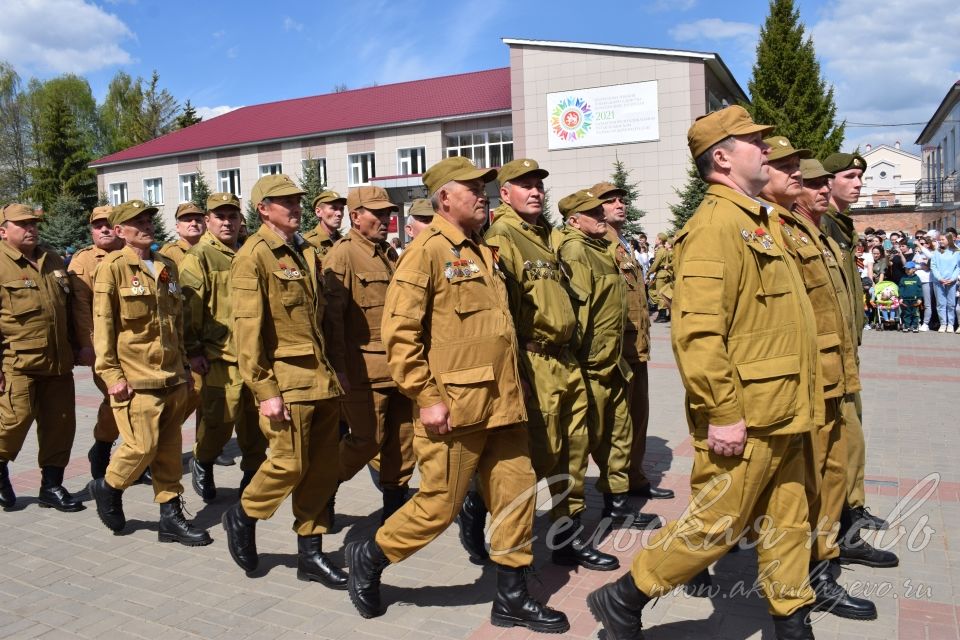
[0,204,82,512]
[87,200,210,546]
[346,157,568,634]
[180,193,268,503]
[323,186,414,523]
[588,106,820,639]
[68,205,124,479]
[303,190,346,259]
[221,174,347,590]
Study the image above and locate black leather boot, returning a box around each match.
[838,529,898,567]
[380,487,408,524]
[215,452,235,466]
[87,477,125,533]
[848,505,888,530]
[550,517,619,571]
[190,458,216,503]
[809,560,876,619]
[297,535,348,589]
[0,460,16,510]
[346,538,391,618]
[602,493,662,529]
[771,605,815,639]
[38,466,84,512]
[653,309,669,323]
[683,568,713,597]
[159,496,212,546]
[490,565,570,633]
[627,484,675,500]
[238,470,255,496]
[87,440,112,480]
[456,490,489,564]
[138,466,153,485]
[587,572,651,640]
[222,501,258,572]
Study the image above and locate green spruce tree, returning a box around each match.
[175,99,202,129]
[298,157,326,232]
[245,200,262,234]
[191,170,212,209]
[39,194,90,252]
[27,93,97,210]
[747,0,844,158]
[610,157,645,236]
[668,160,708,232]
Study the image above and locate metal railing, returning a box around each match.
[916,175,960,205]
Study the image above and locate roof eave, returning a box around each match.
[915,82,960,145]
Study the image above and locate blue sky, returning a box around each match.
[2,0,958,155]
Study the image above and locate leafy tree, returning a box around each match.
[26,74,100,156]
[99,71,143,153]
[190,170,212,209]
[746,0,844,158]
[610,157,645,235]
[298,157,326,232]
[39,194,90,252]
[668,159,708,232]
[175,99,202,129]
[27,92,97,210]
[0,61,32,203]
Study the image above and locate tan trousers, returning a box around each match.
[842,392,866,508]
[376,424,536,568]
[105,384,188,503]
[338,386,413,489]
[585,371,632,494]
[626,361,651,489]
[522,350,589,521]
[0,372,76,467]
[193,360,267,472]
[631,434,814,617]
[805,397,846,562]
[92,371,119,443]
[241,398,340,535]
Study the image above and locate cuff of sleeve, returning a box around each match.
[708,406,744,427]
[251,380,282,404]
[416,387,444,409]
[99,370,125,389]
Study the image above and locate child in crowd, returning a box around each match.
[898,261,923,333]
[873,278,900,328]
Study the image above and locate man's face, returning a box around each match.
[205,207,241,246]
[500,175,544,217]
[0,219,39,252]
[315,202,344,232]
[116,211,155,249]
[351,207,391,242]
[175,213,205,243]
[90,219,122,250]
[258,195,302,236]
[724,133,771,196]
[570,207,607,239]
[763,155,803,204]
[443,179,489,233]
[600,194,627,226]
[796,175,832,215]
[831,168,863,207]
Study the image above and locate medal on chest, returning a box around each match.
[52,269,70,294]
[278,261,301,279]
[130,275,146,296]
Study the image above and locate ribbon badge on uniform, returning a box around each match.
[278,261,300,279]
[130,276,146,296]
[53,269,70,294]
[21,271,36,288]
[444,259,479,279]
[754,228,773,250]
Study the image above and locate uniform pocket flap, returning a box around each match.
[2,279,34,289]
[357,271,392,284]
[745,241,784,258]
[273,343,315,358]
[796,244,822,260]
[394,270,429,288]
[439,364,495,386]
[816,332,842,350]
[682,260,724,279]
[736,354,800,381]
[233,276,258,291]
[11,337,46,351]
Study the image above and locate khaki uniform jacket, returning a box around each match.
[179,231,240,364]
[0,243,73,375]
[671,184,819,437]
[322,228,396,389]
[484,204,577,351]
[648,245,671,282]
[556,226,629,380]
[606,229,650,364]
[303,227,340,262]
[93,246,188,389]
[774,206,861,400]
[820,206,863,342]
[158,238,192,266]
[230,225,342,404]
[381,214,526,432]
[68,244,114,350]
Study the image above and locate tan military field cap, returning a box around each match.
[250,174,305,207]
[348,186,398,212]
[688,105,774,159]
[89,205,112,224]
[764,136,813,162]
[312,190,346,209]
[175,202,204,218]
[590,181,627,201]
[1,203,41,223]
[423,157,497,195]
[207,192,241,211]
[408,198,435,218]
[822,153,866,174]
[558,189,605,216]
[497,158,549,186]
[110,200,158,226]
[799,159,834,181]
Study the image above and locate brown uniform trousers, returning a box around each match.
[68,245,119,443]
[323,229,414,489]
[629,185,819,617]
[94,247,190,502]
[158,238,202,420]
[0,243,75,467]
[379,215,534,567]
[231,225,343,535]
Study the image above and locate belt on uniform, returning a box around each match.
[523,341,566,359]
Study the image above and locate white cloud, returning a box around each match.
[670,18,756,43]
[226,47,239,59]
[647,0,696,12]
[283,17,304,32]
[0,0,133,74]
[195,105,241,121]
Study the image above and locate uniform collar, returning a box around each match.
[707,184,771,219]
[493,204,551,242]
[347,227,387,257]
[121,245,168,279]
[200,230,236,256]
[561,224,609,250]
[257,224,300,252]
[0,240,27,262]
[429,214,482,250]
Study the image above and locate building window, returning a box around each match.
[398,147,426,175]
[348,153,376,186]
[879,170,887,179]
[445,130,513,168]
[301,158,327,186]
[109,182,128,205]
[180,174,197,202]
[879,199,889,207]
[143,178,163,205]
[259,163,282,177]
[219,169,241,196]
